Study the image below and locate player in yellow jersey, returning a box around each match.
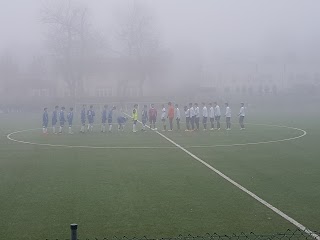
[132,104,138,132]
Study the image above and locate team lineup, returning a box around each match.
[42,102,246,134]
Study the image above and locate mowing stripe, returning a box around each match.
[124,113,319,240]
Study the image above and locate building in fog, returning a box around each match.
[2,53,320,108]
[198,62,320,98]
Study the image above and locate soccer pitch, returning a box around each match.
[0,112,319,239]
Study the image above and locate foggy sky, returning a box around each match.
[1,0,320,61]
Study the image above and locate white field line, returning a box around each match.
[5,117,319,238]
[6,128,176,149]
[124,113,319,240]
[188,124,306,148]
[6,123,306,150]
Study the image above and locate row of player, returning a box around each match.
[42,102,246,134]
[42,105,124,134]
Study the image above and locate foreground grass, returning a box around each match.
[0,113,319,239]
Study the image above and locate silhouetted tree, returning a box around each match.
[41,0,101,97]
[115,1,164,97]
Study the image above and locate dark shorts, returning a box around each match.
[210,118,214,122]
[161,118,166,122]
[117,119,125,125]
[215,116,221,121]
[108,119,112,124]
[149,117,156,124]
[52,120,57,126]
[60,121,65,127]
[133,120,137,124]
[43,122,48,128]
[68,121,72,126]
[190,116,195,123]
[202,117,207,124]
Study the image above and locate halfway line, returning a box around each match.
[124,112,319,240]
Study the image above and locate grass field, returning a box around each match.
[0,111,319,239]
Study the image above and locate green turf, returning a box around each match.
[0,112,319,239]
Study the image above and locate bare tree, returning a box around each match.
[115,1,164,97]
[41,0,100,98]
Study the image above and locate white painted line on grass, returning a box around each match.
[124,113,318,239]
[6,122,306,150]
[6,117,317,237]
[6,128,176,149]
[188,124,306,148]
[155,130,319,240]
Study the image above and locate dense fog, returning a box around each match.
[0,0,320,112]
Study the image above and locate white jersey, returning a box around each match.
[185,108,190,118]
[194,106,200,118]
[209,106,214,118]
[202,106,208,118]
[161,107,166,119]
[239,106,245,117]
[176,108,181,119]
[225,106,231,118]
[189,107,195,117]
[214,105,221,117]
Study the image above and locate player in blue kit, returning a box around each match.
[67,107,74,134]
[52,106,59,134]
[80,105,86,133]
[101,105,108,132]
[59,107,66,134]
[141,105,148,131]
[42,108,49,134]
[117,116,127,131]
[87,105,95,132]
[108,106,116,132]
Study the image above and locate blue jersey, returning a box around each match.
[117,116,127,124]
[67,111,73,125]
[102,109,107,123]
[81,109,86,124]
[87,109,95,124]
[59,110,66,124]
[108,109,114,123]
[141,109,148,123]
[43,112,49,127]
[52,110,58,125]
